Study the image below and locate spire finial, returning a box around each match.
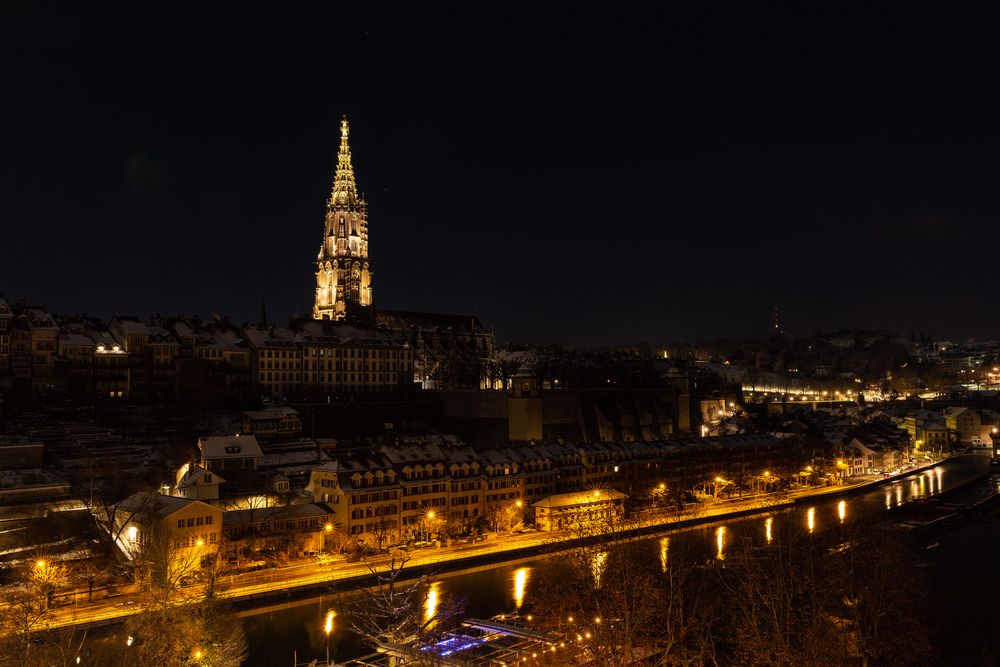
[330,116,358,208]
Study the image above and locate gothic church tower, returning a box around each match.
[313,117,373,320]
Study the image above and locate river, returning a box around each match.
[239,455,991,666]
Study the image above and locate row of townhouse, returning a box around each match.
[301,433,789,545]
[0,300,415,401]
[160,433,795,553]
[113,491,339,563]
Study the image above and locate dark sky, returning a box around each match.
[2,4,999,344]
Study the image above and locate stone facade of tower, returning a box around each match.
[313,118,373,321]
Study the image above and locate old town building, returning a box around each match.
[243,321,414,400]
[290,433,791,547]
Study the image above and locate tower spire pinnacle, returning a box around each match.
[330,116,359,208]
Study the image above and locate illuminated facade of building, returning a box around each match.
[313,117,372,321]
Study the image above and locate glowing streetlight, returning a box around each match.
[515,500,523,508]
[424,510,437,541]
[324,523,333,532]
[195,538,204,547]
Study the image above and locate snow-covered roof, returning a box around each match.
[176,465,225,489]
[533,489,627,509]
[199,435,263,460]
[118,492,208,518]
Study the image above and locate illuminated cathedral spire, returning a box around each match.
[330,117,360,208]
[313,117,372,321]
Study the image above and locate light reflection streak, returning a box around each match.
[837,500,846,523]
[513,568,529,608]
[425,582,440,623]
[591,551,607,588]
[764,517,773,545]
[885,489,892,509]
[806,507,816,533]
[659,537,669,573]
[896,485,903,506]
[715,526,726,560]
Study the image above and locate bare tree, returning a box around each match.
[342,550,464,651]
[0,557,68,664]
[533,515,662,666]
[369,515,394,552]
[124,600,247,667]
[829,526,934,666]
[129,522,205,612]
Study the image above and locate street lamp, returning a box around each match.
[323,522,335,554]
[509,500,524,531]
[424,510,436,540]
[759,470,772,494]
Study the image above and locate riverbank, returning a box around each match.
[38,454,976,632]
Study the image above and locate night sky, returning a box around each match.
[3,5,999,344]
